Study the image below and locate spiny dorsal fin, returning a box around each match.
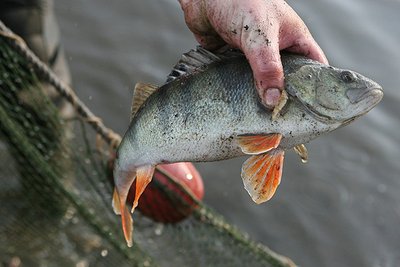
[166,46,244,83]
[131,82,159,120]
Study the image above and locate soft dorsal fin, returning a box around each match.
[131,82,159,120]
[166,46,244,83]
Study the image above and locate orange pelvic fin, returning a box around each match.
[131,165,155,213]
[236,133,282,155]
[241,149,285,204]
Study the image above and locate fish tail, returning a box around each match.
[112,185,134,247]
[121,202,133,247]
[113,164,155,247]
[113,167,137,247]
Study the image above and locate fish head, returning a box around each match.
[286,64,383,124]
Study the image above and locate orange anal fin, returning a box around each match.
[112,187,121,215]
[121,204,133,247]
[236,133,282,155]
[241,149,285,204]
[131,165,155,213]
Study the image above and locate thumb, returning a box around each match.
[242,42,284,108]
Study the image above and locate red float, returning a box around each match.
[127,162,204,223]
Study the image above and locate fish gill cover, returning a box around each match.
[0,24,295,266]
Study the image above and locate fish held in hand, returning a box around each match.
[113,47,383,246]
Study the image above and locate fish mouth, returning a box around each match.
[364,87,384,106]
[341,87,383,126]
[346,86,384,104]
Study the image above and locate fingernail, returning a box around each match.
[264,88,281,109]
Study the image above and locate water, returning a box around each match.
[55,1,400,266]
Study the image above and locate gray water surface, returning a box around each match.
[55,1,400,266]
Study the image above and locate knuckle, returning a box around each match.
[254,60,284,81]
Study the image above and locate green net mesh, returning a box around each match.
[0,33,295,267]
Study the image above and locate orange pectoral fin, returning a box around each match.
[241,149,285,204]
[236,133,282,155]
[131,165,155,213]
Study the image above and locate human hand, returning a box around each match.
[179,0,328,108]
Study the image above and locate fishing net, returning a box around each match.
[0,22,296,267]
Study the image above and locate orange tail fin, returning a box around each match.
[112,188,134,247]
[113,168,137,247]
[121,203,133,247]
[113,165,154,247]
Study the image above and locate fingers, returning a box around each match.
[306,39,328,64]
[242,42,285,108]
[285,36,329,65]
[184,0,287,108]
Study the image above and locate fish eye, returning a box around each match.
[341,71,355,83]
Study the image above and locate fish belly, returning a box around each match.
[136,132,244,166]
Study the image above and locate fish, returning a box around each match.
[112,47,383,247]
